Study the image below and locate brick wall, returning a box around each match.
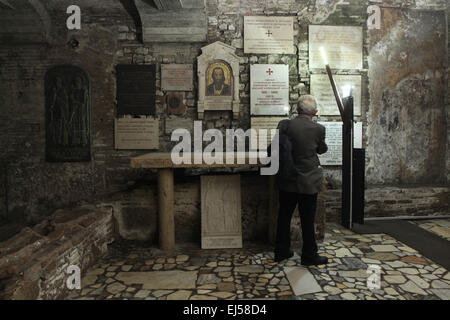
[0,206,114,300]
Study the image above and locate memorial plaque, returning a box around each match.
[161,64,193,91]
[251,64,290,116]
[201,175,242,249]
[114,117,159,150]
[311,74,362,116]
[166,93,185,115]
[309,25,363,69]
[244,16,294,54]
[250,116,288,150]
[116,65,156,115]
[317,121,363,165]
[45,65,91,162]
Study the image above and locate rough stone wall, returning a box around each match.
[366,6,448,185]
[0,0,448,242]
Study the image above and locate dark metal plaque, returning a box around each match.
[116,64,156,116]
[45,65,91,162]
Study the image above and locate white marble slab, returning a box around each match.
[284,266,322,296]
[250,64,290,116]
[244,16,294,54]
[309,25,363,69]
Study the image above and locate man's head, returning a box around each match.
[212,67,225,84]
[297,95,318,117]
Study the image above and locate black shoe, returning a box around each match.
[274,251,294,262]
[301,255,329,266]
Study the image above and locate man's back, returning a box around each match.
[287,115,328,194]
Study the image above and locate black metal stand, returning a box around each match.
[324,64,365,229]
[341,96,354,229]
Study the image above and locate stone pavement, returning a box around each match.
[65,222,450,300]
[411,219,450,241]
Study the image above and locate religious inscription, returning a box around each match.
[311,74,362,116]
[161,64,193,91]
[166,93,185,115]
[244,16,294,54]
[116,65,156,115]
[309,25,363,69]
[317,122,363,165]
[250,116,288,150]
[114,117,159,150]
[45,65,91,162]
[251,64,290,116]
[201,175,242,249]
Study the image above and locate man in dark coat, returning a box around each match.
[274,95,329,266]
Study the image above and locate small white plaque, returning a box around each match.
[317,121,363,165]
[244,16,294,54]
[309,25,363,70]
[311,74,362,116]
[161,64,193,91]
[250,64,290,116]
[250,116,288,150]
[114,117,159,150]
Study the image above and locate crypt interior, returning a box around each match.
[0,0,449,301]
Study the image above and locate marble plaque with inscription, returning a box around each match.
[201,175,242,249]
[317,121,363,165]
[309,25,363,69]
[311,74,362,116]
[161,64,193,91]
[251,64,290,116]
[250,116,288,150]
[114,117,159,150]
[244,16,294,54]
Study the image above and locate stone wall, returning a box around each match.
[0,0,448,241]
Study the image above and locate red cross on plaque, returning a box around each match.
[266,68,273,75]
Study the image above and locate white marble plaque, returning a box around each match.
[317,121,363,165]
[244,16,294,54]
[201,175,242,249]
[114,117,159,150]
[309,25,363,69]
[311,74,362,116]
[161,64,193,91]
[251,64,290,116]
[250,116,288,150]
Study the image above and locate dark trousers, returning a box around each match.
[274,191,318,259]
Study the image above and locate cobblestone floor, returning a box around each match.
[65,221,450,300]
[411,219,450,241]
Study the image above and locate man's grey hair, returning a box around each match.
[297,95,318,115]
